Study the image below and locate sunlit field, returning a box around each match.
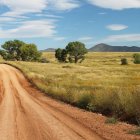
[5,52,140,124]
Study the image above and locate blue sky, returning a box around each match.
[0,0,140,50]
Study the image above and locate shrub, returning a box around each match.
[87,103,96,112]
[39,58,50,63]
[77,94,91,109]
[105,117,118,124]
[129,128,140,135]
[121,58,128,65]
[133,53,140,64]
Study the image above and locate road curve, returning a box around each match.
[0,64,104,140]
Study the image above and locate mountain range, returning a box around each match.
[89,43,140,52]
[40,48,56,52]
[41,43,140,52]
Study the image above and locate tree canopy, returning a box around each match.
[66,41,87,63]
[0,40,41,61]
[20,44,41,61]
[55,41,87,63]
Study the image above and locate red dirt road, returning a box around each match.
[0,64,139,140]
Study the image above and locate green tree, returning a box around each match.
[1,40,25,60]
[61,49,67,62]
[55,48,67,62]
[55,48,63,62]
[20,44,41,61]
[66,41,87,63]
[133,53,140,64]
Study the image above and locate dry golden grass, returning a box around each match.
[5,52,140,124]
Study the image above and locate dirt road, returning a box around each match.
[0,64,104,140]
[0,64,139,140]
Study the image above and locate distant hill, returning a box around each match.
[89,43,140,52]
[40,48,55,52]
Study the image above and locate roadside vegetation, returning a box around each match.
[2,51,140,125]
[0,40,140,126]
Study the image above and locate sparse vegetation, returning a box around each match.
[3,52,140,125]
[39,57,50,63]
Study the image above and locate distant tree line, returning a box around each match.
[0,40,42,61]
[55,41,88,63]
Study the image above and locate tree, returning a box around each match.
[1,40,25,60]
[55,48,67,62]
[66,41,87,63]
[55,48,63,62]
[133,53,140,64]
[61,49,67,62]
[0,40,42,61]
[20,44,41,61]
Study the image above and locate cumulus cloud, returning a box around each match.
[87,0,140,10]
[106,24,128,31]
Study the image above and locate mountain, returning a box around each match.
[89,43,140,52]
[40,48,56,52]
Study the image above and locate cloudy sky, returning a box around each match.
[0,0,140,49]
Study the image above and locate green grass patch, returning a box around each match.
[105,117,118,124]
[129,128,140,135]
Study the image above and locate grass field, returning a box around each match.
[4,52,140,125]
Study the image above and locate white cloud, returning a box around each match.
[102,34,140,43]
[0,0,47,16]
[54,37,66,41]
[106,24,128,31]
[98,12,106,15]
[0,0,80,17]
[47,0,80,11]
[36,14,63,18]
[78,36,93,41]
[87,0,140,10]
[0,20,56,38]
[0,0,81,39]
[0,17,15,22]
